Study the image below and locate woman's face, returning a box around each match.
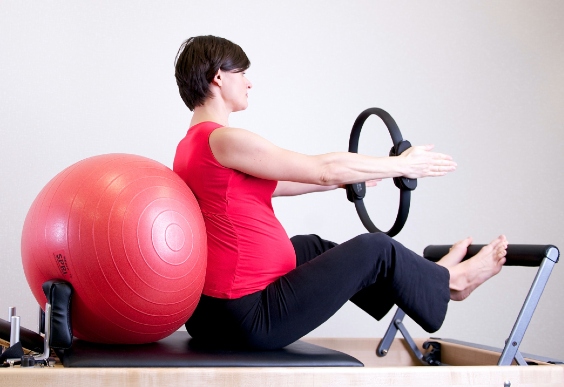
[219,70,252,112]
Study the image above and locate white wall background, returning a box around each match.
[1,1,563,360]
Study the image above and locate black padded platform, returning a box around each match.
[55,332,363,368]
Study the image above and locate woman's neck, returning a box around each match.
[190,101,231,127]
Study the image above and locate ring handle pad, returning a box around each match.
[346,182,366,201]
[390,140,417,191]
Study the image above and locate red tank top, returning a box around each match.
[173,122,297,299]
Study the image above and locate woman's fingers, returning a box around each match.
[402,145,457,178]
[365,179,382,187]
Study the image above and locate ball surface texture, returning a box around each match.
[21,154,206,344]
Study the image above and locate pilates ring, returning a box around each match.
[346,108,417,237]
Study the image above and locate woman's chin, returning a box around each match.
[234,104,249,113]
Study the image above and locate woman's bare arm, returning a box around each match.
[272,180,381,197]
[272,181,339,197]
[209,127,456,187]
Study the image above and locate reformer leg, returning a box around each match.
[378,308,426,363]
[377,308,405,357]
[498,250,559,365]
[377,308,443,365]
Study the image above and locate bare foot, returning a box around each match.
[437,237,473,268]
[447,235,508,301]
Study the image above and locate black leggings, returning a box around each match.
[185,233,450,350]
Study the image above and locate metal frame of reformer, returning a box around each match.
[34,304,52,362]
[1,304,52,366]
[377,244,560,366]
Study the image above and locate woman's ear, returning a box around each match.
[212,70,222,87]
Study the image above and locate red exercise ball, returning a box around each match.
[21,154,207,344]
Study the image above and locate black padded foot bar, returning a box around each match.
[55,332,363,368]
[423,244,559,266]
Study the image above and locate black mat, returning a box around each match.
[55,332,363,367]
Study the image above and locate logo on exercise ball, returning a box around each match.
[53,250,71,278]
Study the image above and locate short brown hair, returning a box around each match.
[175,36,251,111]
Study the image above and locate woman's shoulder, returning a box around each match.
[210,126,263,142]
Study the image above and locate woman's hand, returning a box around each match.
[399,145,457,179]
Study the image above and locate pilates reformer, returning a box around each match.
[1,243,562,387]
